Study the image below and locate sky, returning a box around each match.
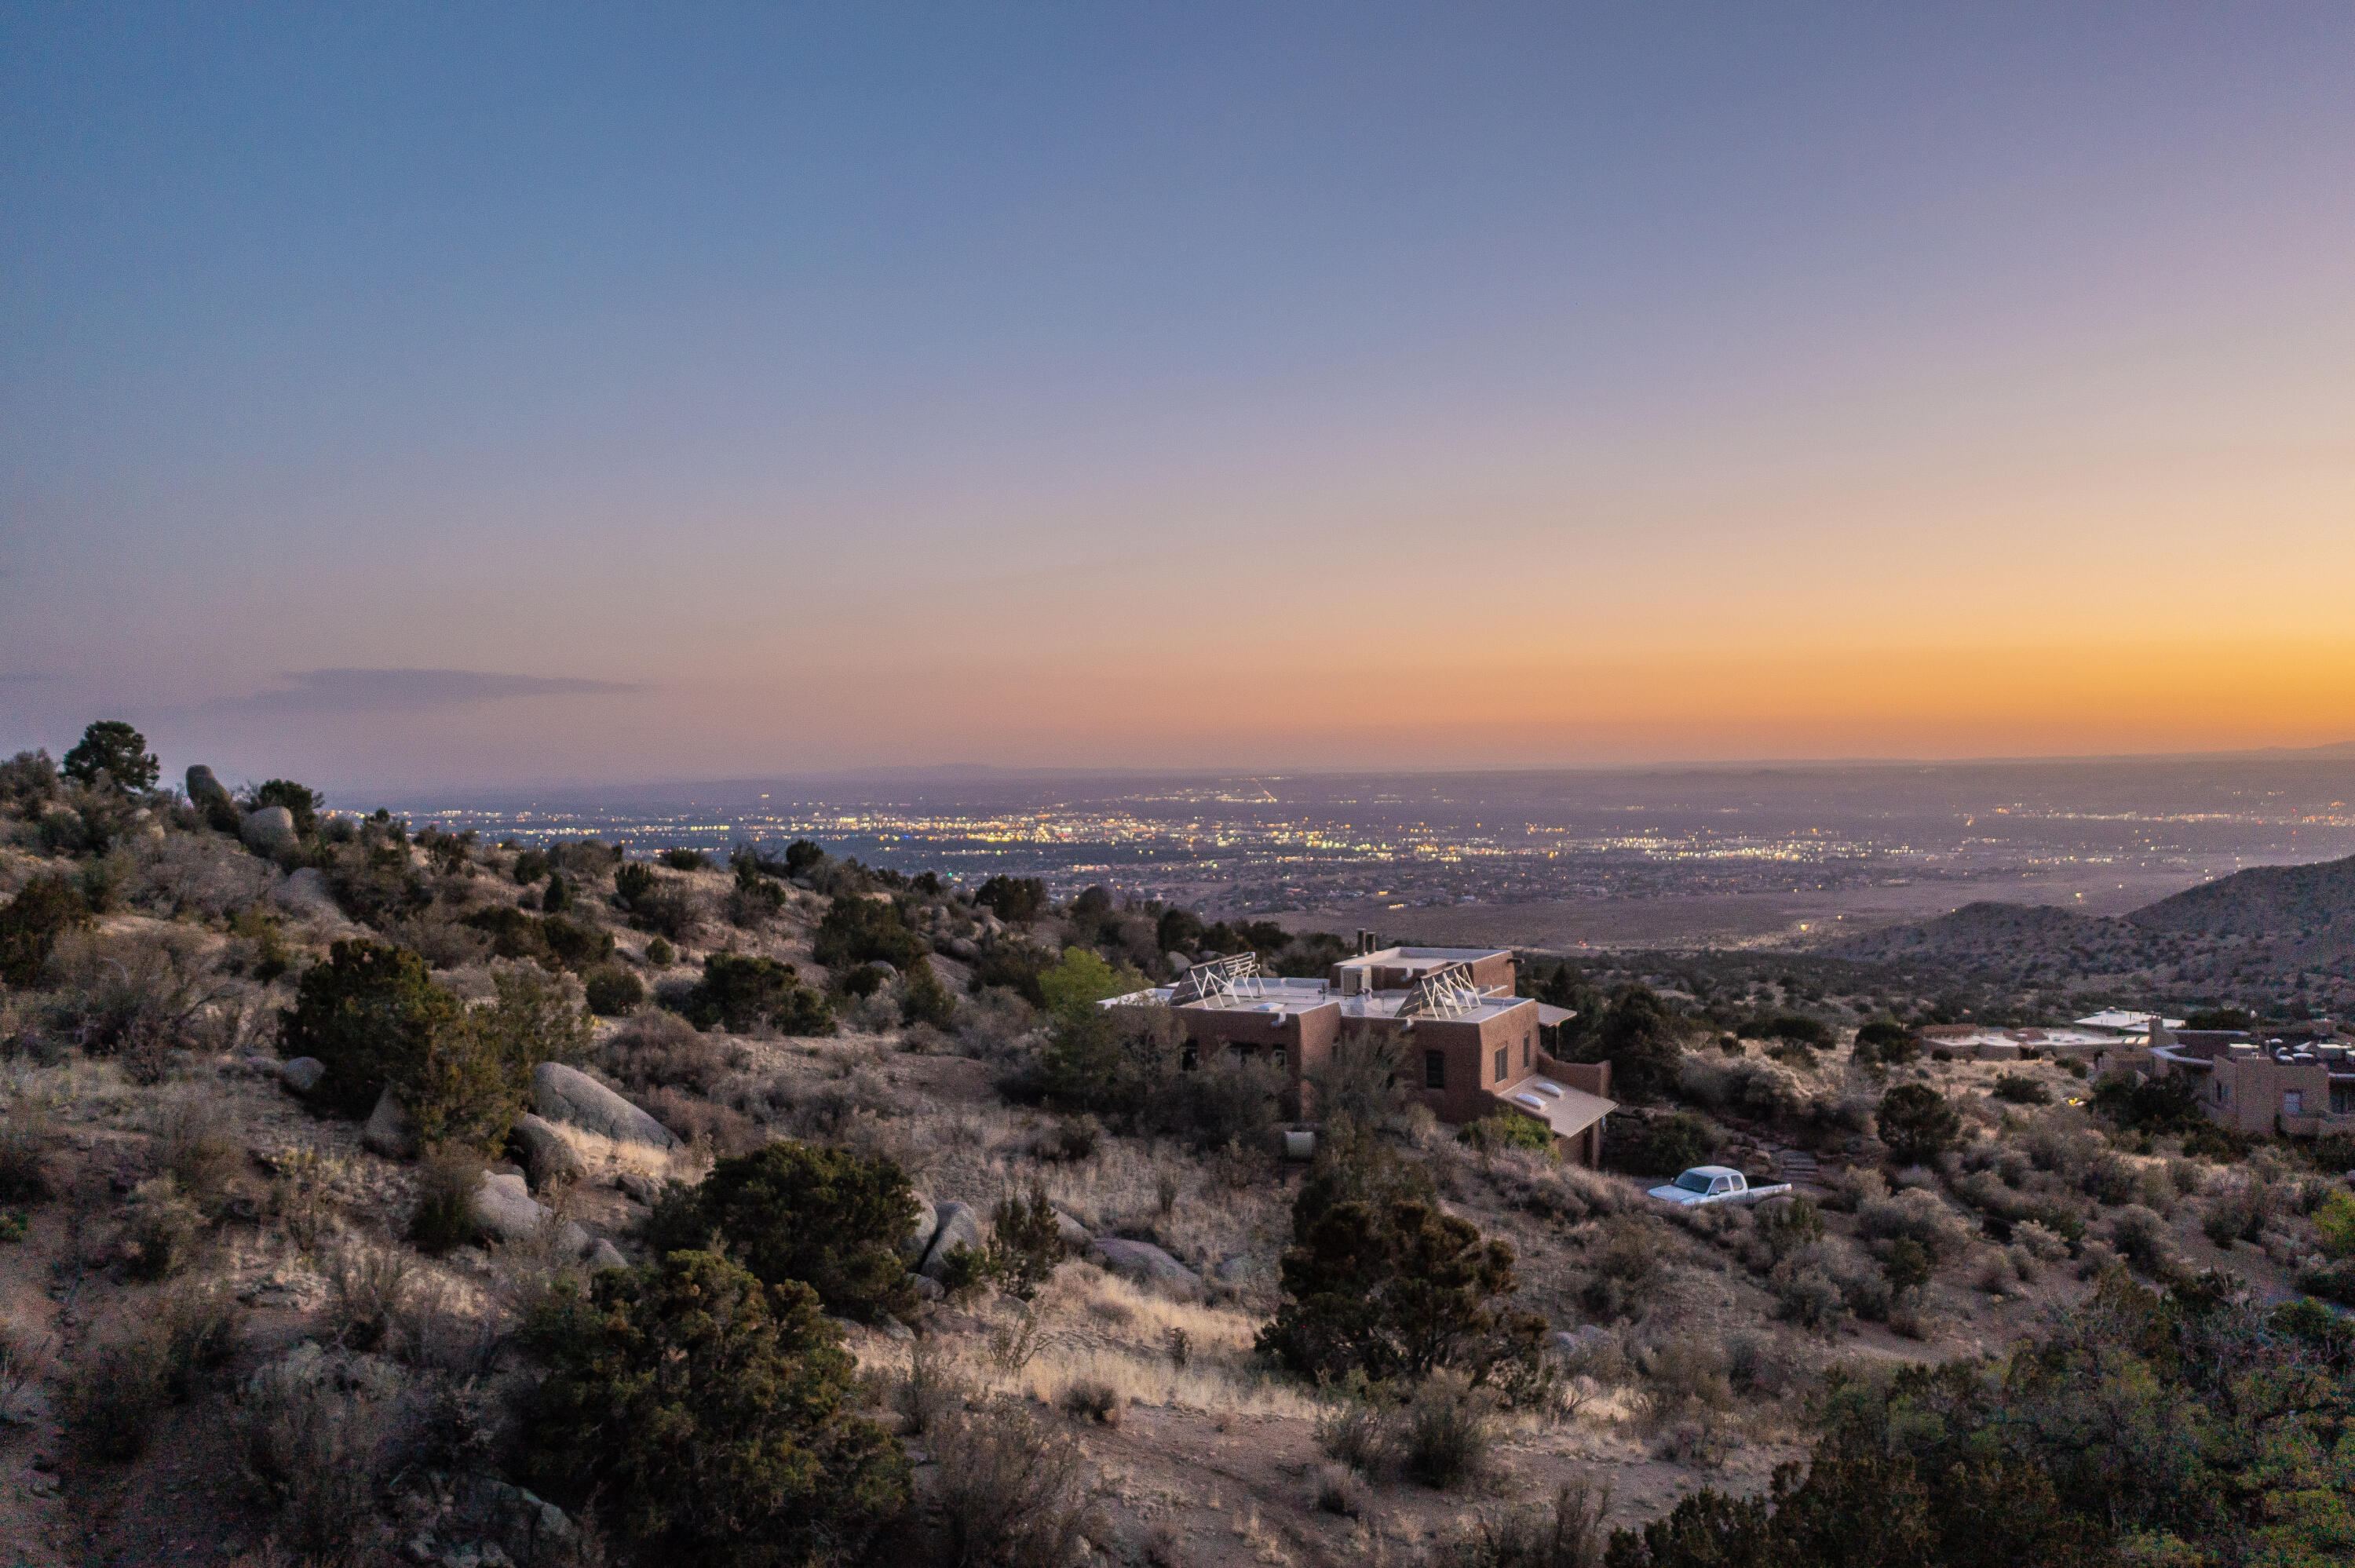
[3,3,2353,793]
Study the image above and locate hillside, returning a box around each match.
[5,731,2355,1567]
[2127,851,2355,938]
[1823,855,2355,1012]
[1830,902,2106,966]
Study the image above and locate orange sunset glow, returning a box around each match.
[4,7,2351,789]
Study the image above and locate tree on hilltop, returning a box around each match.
[61,720,158,792]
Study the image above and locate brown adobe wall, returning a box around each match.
[1539,1056,1611,1101]
[1465,951,1517,993]
[1381,1001,1540,1126]
[1172,1000,1339,1118]
[2203,1056,2336,1136]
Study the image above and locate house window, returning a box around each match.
[1495,1046,1508,1083]
[2284,1091,2304,1118]
[1272,1048,1287,1070]
[2331,1083,2355,1116]
[1424,1050,1446,1090]
[1522,1036,1531,1070]
[2214,1078,2228,1105]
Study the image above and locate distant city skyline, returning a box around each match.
[5,5,2353,789]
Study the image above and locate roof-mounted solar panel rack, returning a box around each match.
[1170,952,1262,1005]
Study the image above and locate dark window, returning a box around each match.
[1495,1046,1508,1082]
[1522,1037,1531,1070]
[1424,1050,1446,1090]
[1272,1048,1287,1070]
[2331,1083,2355,1116]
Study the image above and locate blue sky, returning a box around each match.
[5,5,2352,791]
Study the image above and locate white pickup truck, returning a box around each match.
[1646,1165,1794,1207]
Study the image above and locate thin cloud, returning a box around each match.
[234,668,638,713]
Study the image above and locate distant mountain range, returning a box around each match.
[1829,852,2355,1005]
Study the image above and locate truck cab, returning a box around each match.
[1650,1165,1745,1202]
[1645,1165,1795,1206]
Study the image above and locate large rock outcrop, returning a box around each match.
[918,1201,984,1278]
[472,1171,549,1243]
[510,1113,588,1189]
[241,805,300,854]
[471,1170,592,1254]
[186,765,240,830]
[531,1063,680,1151]
[1093,1237,1201,1292]
[275,866,344,921]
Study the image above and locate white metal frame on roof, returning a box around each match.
[1397,961,1491,1019]
[1170,952,1264,1005]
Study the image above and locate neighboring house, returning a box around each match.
[2074,1010,2186,1036]
[1919,1023,2144,1070]
[2145,1019,2355,1136]
[1102,937,1615,1166]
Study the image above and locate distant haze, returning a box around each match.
[363,754,2355,959]
[5,6,2353,789]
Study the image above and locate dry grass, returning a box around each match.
[66,1325,170,1461]
[484,1205,591,1326]
[893,1336,966,1435]
[155,1278,239,1398]
[120,1176,204,1280]
[409,1143,487,1253]
[907,1265,1322,1420]
[0,1096,49,1203]
[131,832,279,919]
[1028,1136,1288,1284]
[926,1398,1101,1568]
[532,1120,704,1186]
[238,1349,402,1563]
[323,1238,414,1351]
[392,1267,503,1375]
[268,1144,345,1254]
[850,1253,1319,1423]
[0,1316,54,1418]
[155,1088,246,1208]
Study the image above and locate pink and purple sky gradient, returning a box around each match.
[4,5,2352,790]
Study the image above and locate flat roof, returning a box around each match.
[1495,1074,1614,1139]
[1335,946,1510,966]
[2076,1011,2187,1031]
[1334,991,1528,1023]
[1102,977,1535,1025]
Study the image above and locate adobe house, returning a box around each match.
[1101,938,1614,1167]
[2145,1018,2355,1136]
